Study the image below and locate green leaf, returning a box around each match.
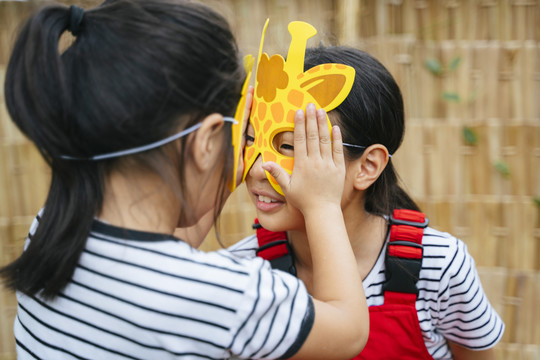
[442,91,460,102]
[424,57,443,75]
[462,126,478,145]
[448,56,461,72]
[494,160,511,177]
[467,88,479,103]
[533,196,540,207]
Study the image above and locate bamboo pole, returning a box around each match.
[0,1,539,359]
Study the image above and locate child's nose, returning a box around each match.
[248,155,266,180]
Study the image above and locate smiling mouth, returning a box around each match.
[258,195,278,203]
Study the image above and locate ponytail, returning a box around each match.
[2,166,104,299]
[1,5,103,299]
[5,5,71,161]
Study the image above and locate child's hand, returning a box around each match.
[262,103,345,215]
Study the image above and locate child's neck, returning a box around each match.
[99,169,180,235]
[288,209,387,293]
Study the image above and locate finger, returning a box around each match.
[305,103,319,156]
[331,125,345,169]
[293,109,307,159]
[262,161,291,193]
[317,108,332,159]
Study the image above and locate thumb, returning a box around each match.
[262,161,291,193]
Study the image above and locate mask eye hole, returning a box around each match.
[244,122,255,146]
[272,131,294,157]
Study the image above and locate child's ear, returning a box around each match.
[190,113,226,172]
[351,145,390,191]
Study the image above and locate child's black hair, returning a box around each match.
[1,0,244,299]
[304,46,420,216]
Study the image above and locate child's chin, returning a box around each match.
[257,217,283,232]
[258,215,303,233]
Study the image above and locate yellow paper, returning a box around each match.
[229,54,254,192]
[243,20,356,195]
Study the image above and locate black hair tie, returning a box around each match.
[68,5,85,36]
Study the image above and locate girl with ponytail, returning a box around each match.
[235,46,505,359]
[1,2,371,359]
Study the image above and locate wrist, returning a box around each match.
[302,203,343,222]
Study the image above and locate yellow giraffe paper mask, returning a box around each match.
[243,20,356,195]
[229,54,254,192]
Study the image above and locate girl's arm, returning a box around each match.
[449,342,497,360]
[263,104,369,359]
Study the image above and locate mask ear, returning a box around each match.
[298,64,355,112]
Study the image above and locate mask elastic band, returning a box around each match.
[342,142,393,158]
[61,117,237,161]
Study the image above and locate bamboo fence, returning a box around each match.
[1,1,539,359]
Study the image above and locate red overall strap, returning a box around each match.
[383,209,428,303]
[353,209,432,360]
[254,219,288,260]
[254,219,296,276]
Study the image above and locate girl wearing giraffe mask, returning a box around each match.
[233,45,505,359]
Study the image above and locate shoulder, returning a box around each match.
[23,208,44,250]
[420,227,475,288]
[421,227,461,273]
[227,234,258,259]
[417,227,505,350]
[422,227,459,253]
[419,227,473,299]
[29,209,44,236]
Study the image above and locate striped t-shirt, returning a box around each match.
[230,227,505,360]
[14,216,314,359]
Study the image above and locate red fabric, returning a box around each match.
[255,219,288,261]
[383,291,417,305]
[388,244,422,259]
[352,291,433,360]
[353,210,431,359]
[393,209,425,224]
[257,243,288,261]
[389,225,423,244]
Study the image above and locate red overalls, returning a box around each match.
[255,209,433,360]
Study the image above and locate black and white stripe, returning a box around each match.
[230,227,505,360]
[15,217,314,359]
